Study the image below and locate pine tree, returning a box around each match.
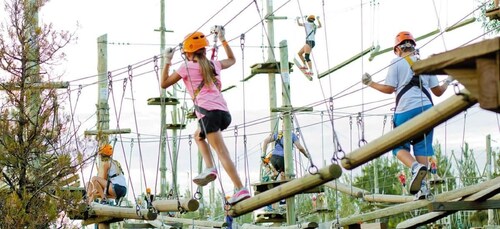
[0,0,83,227]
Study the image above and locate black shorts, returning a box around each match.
[113,184,127,199]
[198,110,231,139]
[271,154,285,173]
[306,40,315,48]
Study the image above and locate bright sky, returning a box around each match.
[16,0,500,205]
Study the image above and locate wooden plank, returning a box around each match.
[429,200,500,211]
[156,215,226,228]
[412,37,499,76]
[242,222,318,229]
[147,97,179,105]
[337,176,500,226]
[82,216,121,226]
[228,164,342,217]
[341,91,477,170]
[252,180,323,195]
[396,176,500,228]
[362,193,414,204]
[84,128,131,136]
[486,6,500,20]
[324,182,369,198]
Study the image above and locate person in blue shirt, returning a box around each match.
[362,31,452,200]
[261,122,310,180]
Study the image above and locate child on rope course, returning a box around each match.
[362,31,453,200]
[86,144,127,205]
[160,26,250,205]
[296,15,322,76]
[261,121,310,181]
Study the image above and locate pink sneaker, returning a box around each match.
[193,168,217,186]
[228,188,251,205]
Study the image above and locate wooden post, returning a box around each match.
[152,198,199,212]
[341,91,477,170]
[228,163,342,217]
[279,39,296,225]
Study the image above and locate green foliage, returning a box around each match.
[0,0,80,227]
[476,0,500,35]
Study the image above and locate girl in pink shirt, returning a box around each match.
[160,27,250,205]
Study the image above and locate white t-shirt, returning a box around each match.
[385,56,439,113]
[109,161,127,187]
[305,22,316,41]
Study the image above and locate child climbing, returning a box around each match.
[160,26,250,204]
[296,15,322,76]
[397,170,409,195]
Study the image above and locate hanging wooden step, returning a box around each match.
[147,97,180,106]
[252,179,324,195]
[165,124,186,130]
[254,211,286,224]
[243,62,294,81]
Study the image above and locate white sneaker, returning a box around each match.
[409,164,427,195]
[228,188,251,205]
[193,168,217,186]
[414,188,430,200]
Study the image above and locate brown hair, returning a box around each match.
[192,48,216,87]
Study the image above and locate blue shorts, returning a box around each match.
[198,110,231,139]
[392,105,434,157]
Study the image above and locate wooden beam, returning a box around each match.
[147,97,180,105]
[84,128,131,136]
[318,46,373,79]
[156,215,226,228]
[87,202,157,220]
[429,200,500,211]
[337,176,500,226]
[362,194,414,204]
[241,222,318,229]
[324,181,369,198]
[152,198,199,212]
[0,81,69,90]
[82,216,120,226]
[228,164,342,217]
[412,37,500,113]
[341,91,476,170]
[396,176,500,228]
[271,106,313,113]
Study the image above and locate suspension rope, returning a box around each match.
[240,33,251,188]
[107,71,140,208]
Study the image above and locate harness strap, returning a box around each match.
[193,61,221,99]
[305,23,316,40]
[395,56,433,109]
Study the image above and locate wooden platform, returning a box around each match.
[255,211,286,223]
[243,62,294,81]
[252,179,324,195]
[413,37,500,113]
[147,97,180,105]
[165,123,186,129]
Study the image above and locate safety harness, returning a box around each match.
[192,61,221,99]
[394,55,433,144]
[395,56,433,110]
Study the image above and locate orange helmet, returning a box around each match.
[307,15,316,22]
[99,144,113,157]
[393,31,416,53]
[183,31,209,53]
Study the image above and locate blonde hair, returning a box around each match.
[193,48,216,87]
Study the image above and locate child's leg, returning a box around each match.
[206,130,244,189]
[194,128,215,168]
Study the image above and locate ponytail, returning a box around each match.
[193,48,217,87]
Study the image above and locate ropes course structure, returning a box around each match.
[34,0,500,228]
